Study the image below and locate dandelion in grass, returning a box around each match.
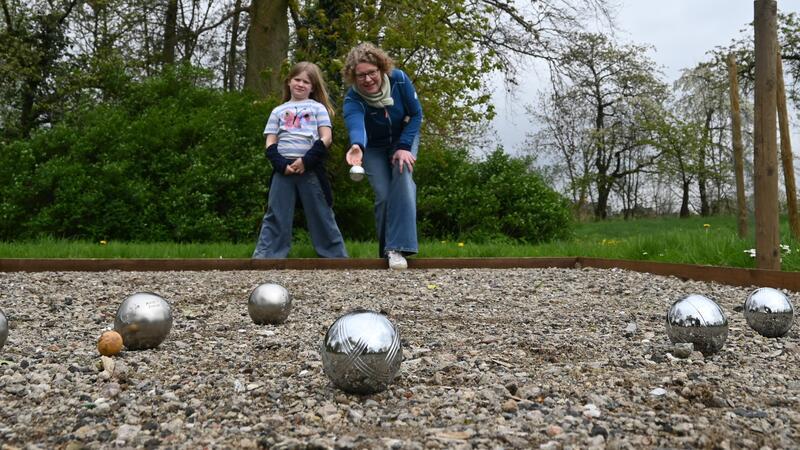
[458,242,465,247]
[642,252,648,256]
[100,240,108,245]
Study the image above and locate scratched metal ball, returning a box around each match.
[320,309,402,394]
[0,309,8,351]
[665,294,728,355]
[744,287,794,338]
[114,292,173,350]
[248,283,292,324]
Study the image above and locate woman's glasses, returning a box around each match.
[355,69,380,81]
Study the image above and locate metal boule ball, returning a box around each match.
[665,294,728,355]
[0,309,8,351]
[744,287,794,338]
[320,309,402,395]
[349,165,365,182]
[114,292,173,350]
[248,283,292,325]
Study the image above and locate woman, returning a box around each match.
[342,43,423,270]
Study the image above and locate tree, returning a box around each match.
[548,32,667,219]
[0,0,79,139]
[650,115,704,217]
[528,89,594,216]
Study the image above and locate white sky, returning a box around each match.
[490,1,800,153]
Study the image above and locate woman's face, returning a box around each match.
[354,63,382,94]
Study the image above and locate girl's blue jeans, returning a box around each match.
[363,136,419,257]
[252,171,348,258]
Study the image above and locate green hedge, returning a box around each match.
[417,145,573,243]
[0,69,573,244]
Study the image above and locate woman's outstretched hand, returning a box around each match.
[392,149,416,173]
[346,145,363,166]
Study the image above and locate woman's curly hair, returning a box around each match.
[342,42,395,85]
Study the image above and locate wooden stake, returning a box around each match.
[753,0,780,270]
[776,47,800,239]
[727,54,749,239]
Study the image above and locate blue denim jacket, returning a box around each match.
[343,69,423,152]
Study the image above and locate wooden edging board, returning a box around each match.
[0,257,798,291]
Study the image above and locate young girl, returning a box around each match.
[252,62,348,258]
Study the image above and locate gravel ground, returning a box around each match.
[0,268,798,449]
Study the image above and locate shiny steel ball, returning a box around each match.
[320,309,402,394]
[114,292,173,350]
[744,287,794,338]
[349,165,365,181]
[248,283,292,324]
[0,309,8,351]
[665,294,728,355]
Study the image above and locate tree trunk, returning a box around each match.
[727,54,748,239]
[776,48,800,240]
[226,0,242,91]
[244,0,289,98]
[753,0,780,270]
[698,110,712,216]
[594,177,611,219]
[680,179,691,218]
[162,0,178,66]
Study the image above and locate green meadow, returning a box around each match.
[1,215,797,271]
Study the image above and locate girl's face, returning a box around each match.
[354,63,382,94]
[288,71,313,101]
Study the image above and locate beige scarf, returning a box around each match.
[355,73,394,108]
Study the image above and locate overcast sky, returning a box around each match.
[491,1,800,153]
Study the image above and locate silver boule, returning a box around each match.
[320,309,402,394]
[114,292,173,350]
[0,309,8,351]
[744,287,794,338]
[349,165,365,182]
[665,294,728,355]
[248,283,292,324]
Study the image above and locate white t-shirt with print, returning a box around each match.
[264,99,331,158]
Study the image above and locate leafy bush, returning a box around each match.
[0,67,572,245]
[416,145,573,242]
[0,67,276,242]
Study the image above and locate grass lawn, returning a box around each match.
[1,215,798,271]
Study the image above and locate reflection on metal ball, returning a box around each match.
[248,283,292,324]
[744,287,794,338]
[114,292,173,350]
[349,165,365,182]
[0,309,8,351]
[665,294,728,355]
[320,309,402,395]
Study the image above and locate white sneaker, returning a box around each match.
[386,251,408,270]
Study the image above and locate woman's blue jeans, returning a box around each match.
[363,136,419,257]
[252,171,348,258]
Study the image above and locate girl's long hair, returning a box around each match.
[282,62,335,118]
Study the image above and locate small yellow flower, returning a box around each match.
[100,240,108,245]
[458,242,464,247]
[441,240,447,244]
[703,224,711,228]
[427,284,438,290]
